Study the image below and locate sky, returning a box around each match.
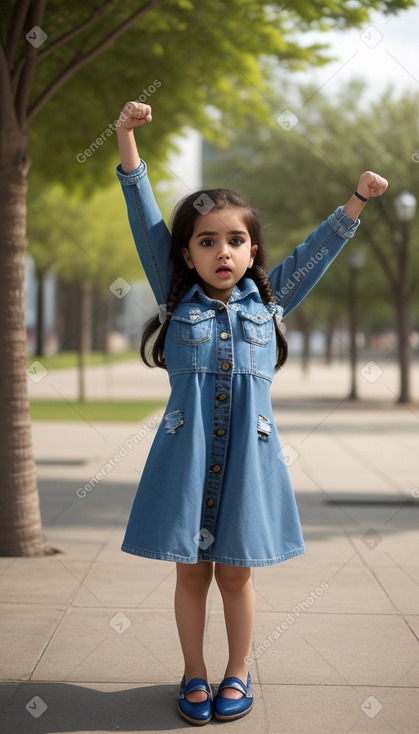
[291,3,419,99]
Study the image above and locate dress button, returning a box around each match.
[220,332,229,340]
[216,428,226,436]
[206,498,215,507]
[221,362,231,371]
[217,393,227,402]
[211,464,221,473]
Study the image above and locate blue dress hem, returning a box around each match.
[121,543,305,567]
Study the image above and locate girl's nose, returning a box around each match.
[217,242,230,258]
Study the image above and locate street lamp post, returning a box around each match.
[394,191,416,404]
[347,250,364,400]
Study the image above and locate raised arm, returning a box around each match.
[269,171,388,318]
[116,102,173,305]
[117,101,151,173]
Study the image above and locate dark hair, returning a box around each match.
[140,188,288,370]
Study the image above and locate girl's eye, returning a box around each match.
[200,238,214,247]
[230,237,244,246]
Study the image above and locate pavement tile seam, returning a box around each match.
[26,607,68,683]
[26,541,111,680]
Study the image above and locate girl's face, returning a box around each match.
[181,207,258,303]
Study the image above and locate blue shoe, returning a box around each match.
[214,672,253,721]
[177,675,213,726]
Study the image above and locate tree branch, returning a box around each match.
[37,2,113,62]
[5,0,32,67]
[15,0,47,130]
[27,0,165,126]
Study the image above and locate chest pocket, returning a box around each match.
[239,310,274,346]
[174,310,215,345]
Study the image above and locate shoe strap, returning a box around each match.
[184,677,211,696]
[218,675,248,696]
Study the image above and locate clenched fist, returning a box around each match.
[118,101,152,131]
[356,171,388,199]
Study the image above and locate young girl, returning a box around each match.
[115,101,388,726]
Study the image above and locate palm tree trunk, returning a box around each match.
[0,131,44,556]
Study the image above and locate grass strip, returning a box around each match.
[30,400,165,422]
[27,351,140,371]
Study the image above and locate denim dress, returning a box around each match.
[116,161,359,567]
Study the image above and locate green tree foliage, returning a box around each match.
[2,0,409,192]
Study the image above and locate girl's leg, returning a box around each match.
[214,563,255,699]
[174,561,214,702]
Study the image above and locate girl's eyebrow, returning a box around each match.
[195,230,247,238]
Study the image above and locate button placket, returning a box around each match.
[199,308,233,551]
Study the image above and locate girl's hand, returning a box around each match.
[118,101,152,131]
[356,171,388,199]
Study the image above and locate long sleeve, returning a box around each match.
[116,160,173,306]
[268,207,360,319]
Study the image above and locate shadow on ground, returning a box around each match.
[0,681,182,733]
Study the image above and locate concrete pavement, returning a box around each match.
[1,358,419,733]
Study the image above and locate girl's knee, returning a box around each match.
[214,563,251,591]
[176,561,213,592]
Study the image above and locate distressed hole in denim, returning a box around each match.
[257,414,271,440]
[164,409,184,434]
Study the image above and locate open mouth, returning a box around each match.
[216,265,232,274]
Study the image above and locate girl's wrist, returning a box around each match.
[116,126,134,136]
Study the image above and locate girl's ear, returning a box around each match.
[181,246,195,270]
[248,243,258,268]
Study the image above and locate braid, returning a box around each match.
[252,265,276,306]
[250,265,288,370]
[165,265,195,319]
[140,265,196,369]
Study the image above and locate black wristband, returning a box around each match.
[354,190,369,202]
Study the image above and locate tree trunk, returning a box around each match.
[325,314,339,365]
[91,288,110,352]
[294,311,312,372]
[0,131,44,556]
[325,326,333,365]
[35,266,45,357]
[56,279,81,351]
[396,224,411,404]
[301,327,310,373]
[396,291,411,404]
[77,281,92,402]
[348,266,360,400]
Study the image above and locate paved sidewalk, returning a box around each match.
[1,360,419,733]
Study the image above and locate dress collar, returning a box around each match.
[181,277,260,307]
